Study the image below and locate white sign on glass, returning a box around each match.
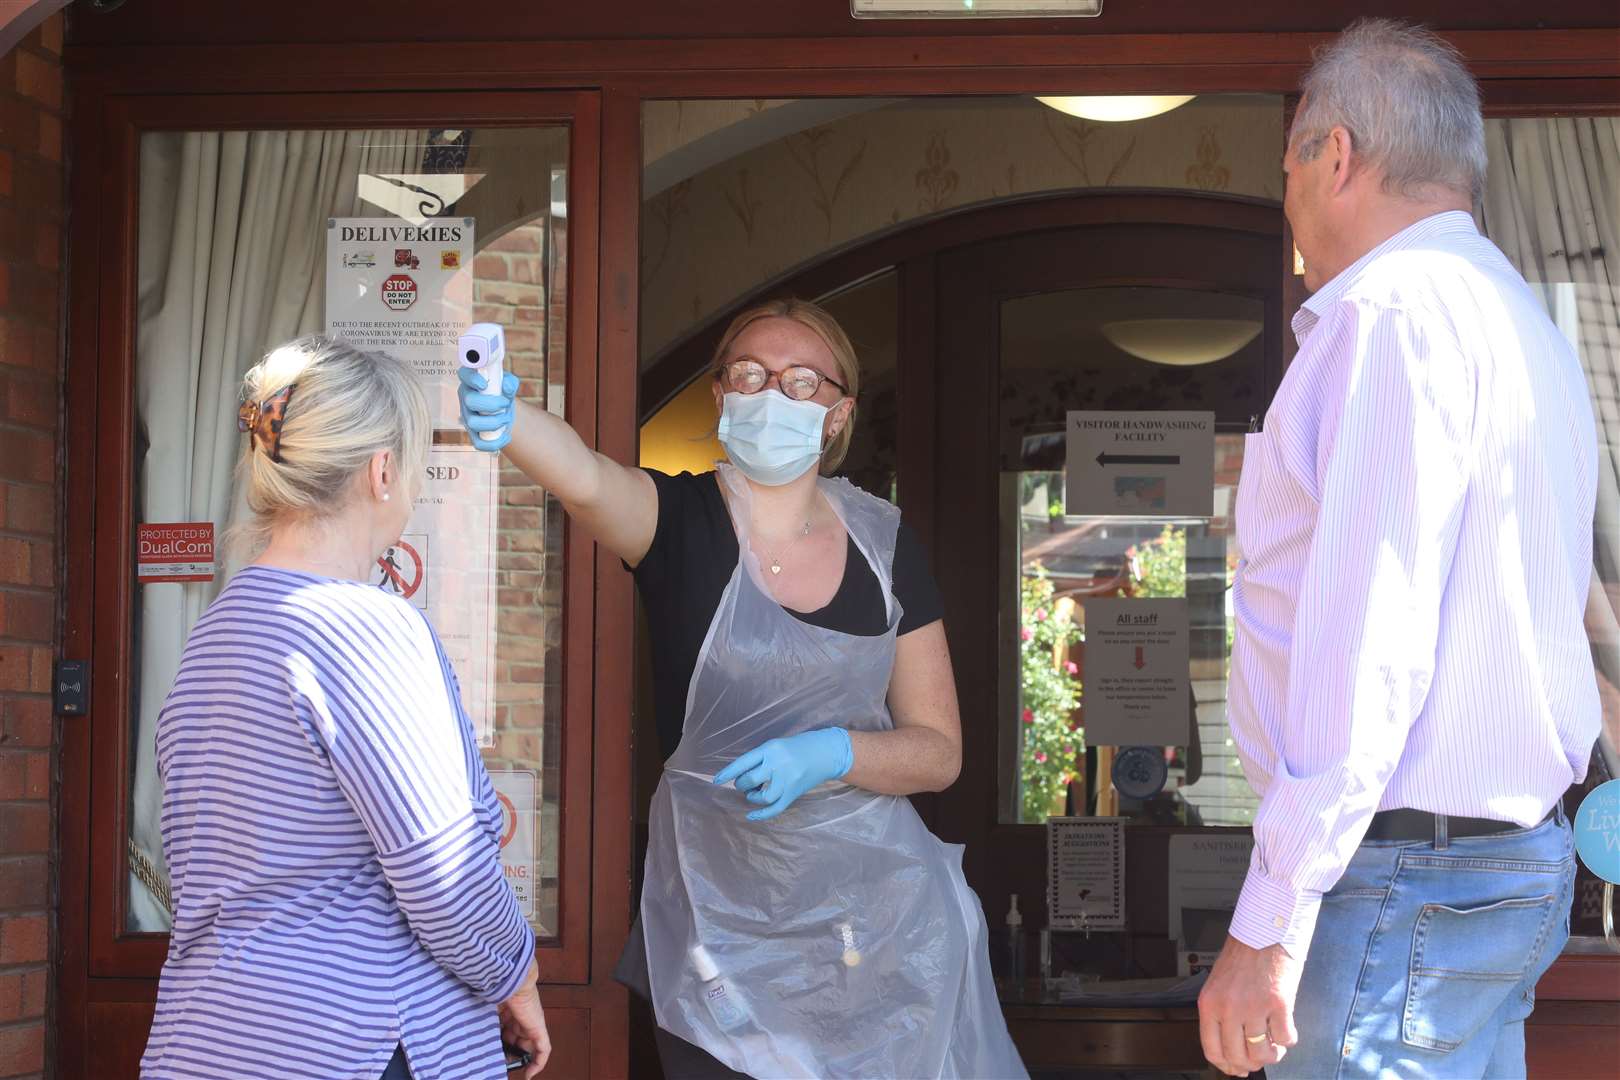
[1081,597,1190,747]
[1065,411,1215,517]
[490,770,538,921]
[326,216,475,428]
[1046,817,1126,931]
[1167,833,1254,945]
[375,445,499,745]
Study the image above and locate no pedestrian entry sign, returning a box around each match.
[137,522,216,583]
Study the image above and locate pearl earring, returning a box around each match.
[382,493,390,502]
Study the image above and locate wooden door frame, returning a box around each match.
[58,85,617,1077]
[57,18,1620,1076]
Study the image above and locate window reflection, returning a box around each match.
[1462,115,1615,945]
[995,286,1267,825]
[1005,435,1251,825]
[129,126,569,938]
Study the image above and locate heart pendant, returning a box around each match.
[770,562,782,575]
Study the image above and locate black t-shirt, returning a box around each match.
[632,469,945,760]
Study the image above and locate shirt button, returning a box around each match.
[1273,916,1287,929]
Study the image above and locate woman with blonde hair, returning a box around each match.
[142,336,549,1080]
[459,299,1024,1078]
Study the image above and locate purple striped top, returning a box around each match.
[1228,211,1599,956]
[140,565,534,1080]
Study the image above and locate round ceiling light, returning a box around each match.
[1035,95,1196,123]
[1100,318,1262,366]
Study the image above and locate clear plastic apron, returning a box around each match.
[639,464,1027,1079]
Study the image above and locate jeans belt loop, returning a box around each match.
[1434,813,1450,851]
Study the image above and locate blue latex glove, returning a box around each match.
[711,727,854,822]
[457,366,521,452]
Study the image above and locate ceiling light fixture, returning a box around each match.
[852,1,1102,18]
[1100,319,1262,367]
[1036,95,1195,123]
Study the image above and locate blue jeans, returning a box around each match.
[1272,808,1574,1080]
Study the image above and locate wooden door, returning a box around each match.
[60,88,623,1078]
[930,192,1284,880]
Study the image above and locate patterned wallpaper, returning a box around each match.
[642,98,793,177]
[640,95,1285,365]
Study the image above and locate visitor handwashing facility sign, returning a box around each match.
[1065,411,1215,517]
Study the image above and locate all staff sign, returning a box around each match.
[1065,411,1215,517]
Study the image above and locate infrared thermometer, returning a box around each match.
[458,322,507,442]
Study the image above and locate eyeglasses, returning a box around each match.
[717,358,848,402]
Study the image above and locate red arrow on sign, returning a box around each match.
[1134,646,1146,670]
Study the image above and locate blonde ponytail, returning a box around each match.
[231,335,429,556]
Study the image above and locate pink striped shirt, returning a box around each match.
[1227,210,1599,956]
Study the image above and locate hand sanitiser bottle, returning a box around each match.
[1005,893,1026,984]
[690,945,753,1033]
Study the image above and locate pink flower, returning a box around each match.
[1020,628,1033,642]
[1034,608,1048,622]
[1021,709,1035,725]
[1063,746,1075,757]
[1034,752,1048,764]
[1065,661,1078,675]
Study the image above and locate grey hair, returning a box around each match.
[231,335,430,555]
[1293,18,1486,204]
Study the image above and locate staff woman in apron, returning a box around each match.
[459,299,1025,1079]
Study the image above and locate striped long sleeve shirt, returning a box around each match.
[1228,210,1599,956]
[140,565,534,1080]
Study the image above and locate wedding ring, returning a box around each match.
[1245,1033,1269,1044]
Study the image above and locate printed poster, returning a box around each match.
[1066,411,1215,517]
[1167,833,1254,945]
[326,216,475,427]
[1046,817,1126,931]
[490,770,537,921]
[375,445,499,745]
[1082,597,1191,747]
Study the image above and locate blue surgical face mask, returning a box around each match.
[717,390,829,486]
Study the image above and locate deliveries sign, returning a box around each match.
[137,522,215,583]
[326,217,474,429]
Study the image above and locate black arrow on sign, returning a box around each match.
[1095,452,1181,467]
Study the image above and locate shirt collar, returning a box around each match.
[1293,210,1479,343]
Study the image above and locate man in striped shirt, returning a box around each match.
[1198,20,1598,1079]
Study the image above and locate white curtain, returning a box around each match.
[1476,116,1620,782]
[130,129,429,930]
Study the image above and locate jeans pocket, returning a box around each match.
[1402,893,1558,1053]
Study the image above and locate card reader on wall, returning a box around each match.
[53,659,87,716]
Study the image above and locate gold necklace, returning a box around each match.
[763,519,812,576]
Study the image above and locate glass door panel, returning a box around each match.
[994,286,1265,825]
[90,92,600,984]
[1477,114,1620,954]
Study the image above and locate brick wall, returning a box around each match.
[0,15,62,1080]
[473,220,566,932]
